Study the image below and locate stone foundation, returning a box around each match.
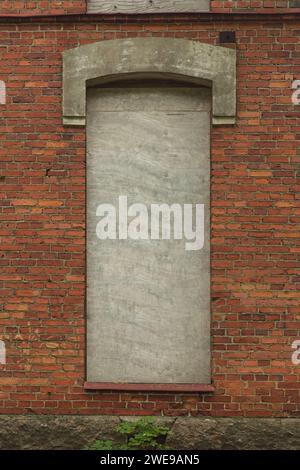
[0,416,299,450]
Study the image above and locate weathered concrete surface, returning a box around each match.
[0,416,300,450]
[0,415,121,450]
[87,86,211,384]
[168,417,300,450]
[290,1,300,7]
[87,0,210,14]
[63,38,236,126]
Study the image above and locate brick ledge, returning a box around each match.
[84,382,215,393]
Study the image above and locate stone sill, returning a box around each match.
[84,382,215,393]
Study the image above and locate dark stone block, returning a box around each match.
[0,416,300,450]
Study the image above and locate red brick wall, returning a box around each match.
[0,1,86,15]
[0,4,300,417]
[212,1,291,11]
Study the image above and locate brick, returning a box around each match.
[0,1,299,419]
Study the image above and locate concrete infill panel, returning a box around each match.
[86,86,211,385]
[87,1,210,14]
[62,38,236,126]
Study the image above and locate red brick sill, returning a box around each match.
[84,382,215,393]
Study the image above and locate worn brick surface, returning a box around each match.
[0,1,299,417]
[0,1,86,15]
[212,1,290,11]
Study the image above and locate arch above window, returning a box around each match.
[62,38,236,126]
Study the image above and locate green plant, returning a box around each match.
[87,417,171,450]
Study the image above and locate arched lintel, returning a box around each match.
[62,38,236,127]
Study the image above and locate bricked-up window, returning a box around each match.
[63,37,236,391]
[87,0,210,14]
[86,83,212,387]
